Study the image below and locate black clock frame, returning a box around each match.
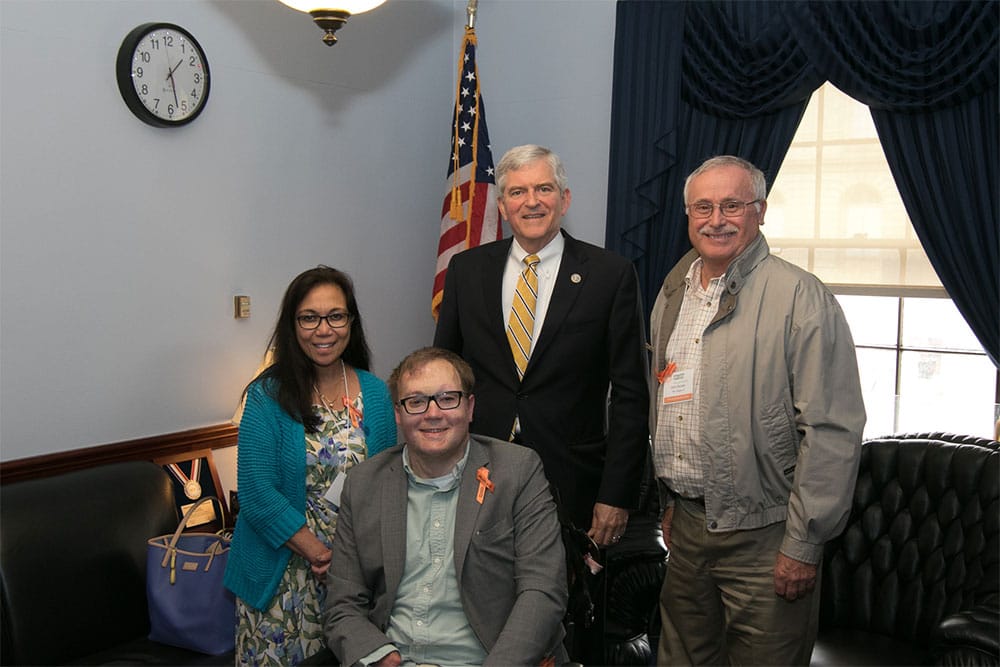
[115,22,211,128]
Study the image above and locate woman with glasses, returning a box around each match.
[225,265,397,666]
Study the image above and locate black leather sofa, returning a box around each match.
[0,461,234,665]
[812,432,999,666]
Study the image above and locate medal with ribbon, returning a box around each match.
[167,459,202,500]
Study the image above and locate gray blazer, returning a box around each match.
[324,435,569,666]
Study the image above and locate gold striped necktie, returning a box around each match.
[507,254,540,379]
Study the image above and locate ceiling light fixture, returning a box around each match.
[276,0,388,46]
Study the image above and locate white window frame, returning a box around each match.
[770,83,998,439]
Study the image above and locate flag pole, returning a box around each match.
[466,0,477,30]
[433,0,499,321]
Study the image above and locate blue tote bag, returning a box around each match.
[146,497,235,655]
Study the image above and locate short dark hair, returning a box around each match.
[388,347,475,404]
[257,265,372,432]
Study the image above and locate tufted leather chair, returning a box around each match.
[601,511,667,664]
[595,454,668,666]
[811,433,999,666]
[562,445,667,666]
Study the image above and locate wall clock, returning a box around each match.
[116,23,211,127]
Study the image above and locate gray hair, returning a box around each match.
[496,144,568,196]
[683,155,767,204]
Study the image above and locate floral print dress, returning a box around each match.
[236,394,368,666]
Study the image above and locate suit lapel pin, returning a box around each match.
[475,467,495,504]
[570,273,582,284]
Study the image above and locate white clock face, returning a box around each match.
[129,27,208,123]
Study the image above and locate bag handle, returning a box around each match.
[159,496,221,569]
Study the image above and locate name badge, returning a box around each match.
[324,472,346,510]
[662,370,693,404]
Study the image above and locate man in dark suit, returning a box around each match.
[434,144,649,548]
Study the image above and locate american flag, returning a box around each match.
[431,26,500,320]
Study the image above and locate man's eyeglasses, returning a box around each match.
[296,312,352,330]
[397,391,466,415]
[686,199,761,219]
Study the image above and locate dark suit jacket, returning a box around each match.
[324,436,568,667]
[434,231,650,529]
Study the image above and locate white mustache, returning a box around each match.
[699,224,739,236]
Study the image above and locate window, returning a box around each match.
[767,84,939,288]
[769,83,998,440]
[839,295,998,439]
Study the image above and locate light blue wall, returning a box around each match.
[471,0,617,246]
[0,0,617,461]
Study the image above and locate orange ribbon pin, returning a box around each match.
[342,396,363,428]
[475,467,495,504]
[656,361,677,385]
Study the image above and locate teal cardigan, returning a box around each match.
[223,369,397,610]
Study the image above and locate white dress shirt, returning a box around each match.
[501,234,565,356]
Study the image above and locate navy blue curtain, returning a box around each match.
[607,1,999,364]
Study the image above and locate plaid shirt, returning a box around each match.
[653,258,726,498]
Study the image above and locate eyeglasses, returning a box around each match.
[686,199,761,219]
[296,312,352,330]
[397,391,466,415]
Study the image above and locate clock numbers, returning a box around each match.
[118,23,210,126]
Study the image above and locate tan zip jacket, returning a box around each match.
[650,234,866,564]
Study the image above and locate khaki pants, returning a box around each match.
[657,498,820,666]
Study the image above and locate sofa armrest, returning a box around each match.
[932,603,999,666]
[1,461,179,665]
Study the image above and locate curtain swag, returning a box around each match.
[607,0,998,363]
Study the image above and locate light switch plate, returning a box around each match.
[234,295,251,319]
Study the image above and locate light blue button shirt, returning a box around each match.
[361,442,486,667]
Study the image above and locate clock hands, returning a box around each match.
[166,59,183,79]
[165,59,183,109]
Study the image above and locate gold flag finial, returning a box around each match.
[466,0,478,30]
